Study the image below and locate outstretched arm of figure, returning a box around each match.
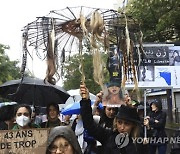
[80,83,110,144]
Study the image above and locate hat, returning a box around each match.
[116,105,140,124]
[106,81,120,88]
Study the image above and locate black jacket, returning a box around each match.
[40,119,61,128]
[0,121,8,130]
[80,99,139,154]
[148,110,167,138]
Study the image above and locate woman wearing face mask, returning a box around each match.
[46,126,82,154]
[80,84,141,154]
[12,104,40,130]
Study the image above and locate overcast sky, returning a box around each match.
[0,0,122,85]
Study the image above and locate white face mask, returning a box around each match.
[16,115,30,127]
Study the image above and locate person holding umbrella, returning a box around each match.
[12,104,40,130]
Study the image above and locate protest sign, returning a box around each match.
[0,128,49,154]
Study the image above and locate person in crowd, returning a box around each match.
[41,102,62,128]
[31,106,42,125]
[91,90,119,153]
[62,115,72,126]
[93,90,118,130]
[144,100,167,154]
[46,125,82,154]
[0,104,16,130]
[12,104,40,130]
[80,84,141,154]
[71,114,87,153]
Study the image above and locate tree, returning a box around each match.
[63,53,109,94]
[126,0,180,42]
[0,44,21,84]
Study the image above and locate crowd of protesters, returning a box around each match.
[0,82,179,154]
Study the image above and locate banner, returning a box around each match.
[0,128,49,154]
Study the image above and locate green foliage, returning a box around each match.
[0,44,21,84]
[63,53,109,94]
[127,0,180,42]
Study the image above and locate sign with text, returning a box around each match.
[0,128,49,154]
[134,46,170,66]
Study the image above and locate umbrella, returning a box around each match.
[61,100,103,115]
[0,77,70,107]
[0,102,17,108]
[65,89,96,106]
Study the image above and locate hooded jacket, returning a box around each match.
[46,126,82,154]
[80,99,139,154]
[147,101,167,142]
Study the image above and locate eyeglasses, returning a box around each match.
[48,143,70,153]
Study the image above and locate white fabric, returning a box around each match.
[75,119,87,152]
[16,115,30,127]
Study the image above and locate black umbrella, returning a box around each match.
[0,77,70,107]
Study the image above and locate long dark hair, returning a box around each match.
[14,104,32,117]
[99,106,118,130]
[0,105,16,121]
[46,102,59,117]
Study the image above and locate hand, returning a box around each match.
[143,138,149,144]
[144,117,149,126]
[94,91,103,105]
[155,120,159,123]
[125,96,131,105]
[80,83,89,100]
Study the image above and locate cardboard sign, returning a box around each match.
[0,128,49,154]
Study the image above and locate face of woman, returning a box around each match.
[16,107,31,128]
[16,107,30,118]
[116,119,134,135]
[48,106,59,120]
[151,103,158,112]
[49,137,74,154]
[108,86,120,95]
[105,107,116,119]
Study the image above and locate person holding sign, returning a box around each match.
[80,83,141,154]
[46,126,82,154]
[12,104,40,130]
